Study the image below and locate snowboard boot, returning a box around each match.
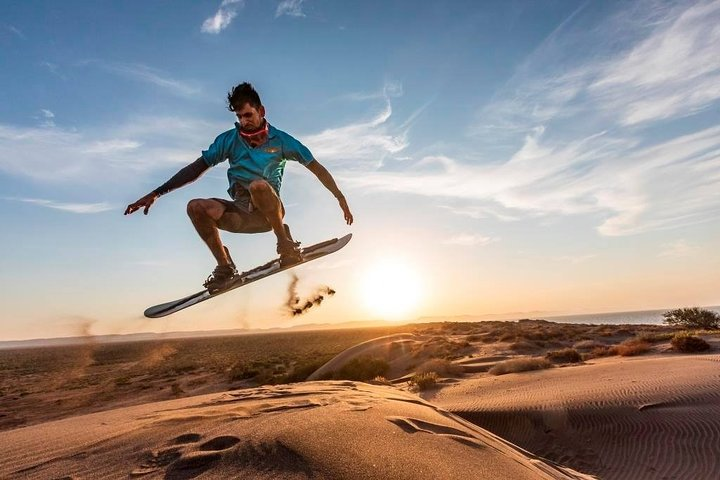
[277,224,302,267]
[203,246,238,292]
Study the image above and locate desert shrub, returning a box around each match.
[416,358,463,377]
[282,358,330,383]
[323,356,389,381]
[489,357,553,376]
[227,362,260,382]
[671,333,711,353]
[663,307,720,330]
[546,348,582,363]
[615,339,651,357]
[636,332,675,343]
[409,372,439,391]
[590,345,617,357]
[574,340,605,350]
[509,340,539,352]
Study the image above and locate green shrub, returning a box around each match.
[546,348,582,363]
[322,356,389,381]
[671,333,711,353]
[663,308,720,330]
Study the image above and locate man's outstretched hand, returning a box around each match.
[124,192,158,216]
[338,196,353,225]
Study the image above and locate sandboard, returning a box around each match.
[144,233,352,318]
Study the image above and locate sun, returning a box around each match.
[360,258,423,320]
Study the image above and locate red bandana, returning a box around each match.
[239,122,269,147]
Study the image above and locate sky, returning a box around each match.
[1,0,719,341]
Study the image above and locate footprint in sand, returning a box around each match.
[130,447,184,477]
[164,451,223,479]
[172,433,203,444]
[387,416,485,449]
[198,435,241,451]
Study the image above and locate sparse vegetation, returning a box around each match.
[321,356,390,381]
[415,358,463,377]
[663,307,720,330]
[408,372,439,391]
[489,357,553,376]
[615,338,651,357]
[546,348,582,363]
[671,333,711,353]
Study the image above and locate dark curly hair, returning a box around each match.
[227,82,262,111]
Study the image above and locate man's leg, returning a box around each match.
[186,199,232,266]
[248,180,291,243]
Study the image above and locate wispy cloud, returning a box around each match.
[5,24,25,39]
[554,254,597,265]
[276,0,306,18]
[346,1,720,237]
[659,240,696,257]
[5,197,114,214]
[84,61,202,97]
[38,109,55,128]
[443,234,497,247]
[202,0,245,34]
[0,116,224,183]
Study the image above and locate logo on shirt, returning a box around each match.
[264,147,280,154]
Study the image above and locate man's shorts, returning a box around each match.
[212,184,282,234]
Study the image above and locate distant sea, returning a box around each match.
[544,306,720,325]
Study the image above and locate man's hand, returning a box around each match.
[338,196,353,225]
[124,192,158,216]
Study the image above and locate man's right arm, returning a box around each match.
[124,157,209,215]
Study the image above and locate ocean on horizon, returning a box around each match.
[545,306,720,325]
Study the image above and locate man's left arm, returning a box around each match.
[305,160,353,225]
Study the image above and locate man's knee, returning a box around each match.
[187,199,222,220]
[248,180,272,196]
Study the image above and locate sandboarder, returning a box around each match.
[125,82,353,293]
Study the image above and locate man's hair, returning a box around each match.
[227,82,262,111]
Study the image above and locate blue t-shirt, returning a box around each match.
[201,123,315,195]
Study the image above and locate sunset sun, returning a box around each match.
[361,258,423,320]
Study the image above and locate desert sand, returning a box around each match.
[1,321,717,479]
[0,381,591,479]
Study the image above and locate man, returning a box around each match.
[125,82,353,292]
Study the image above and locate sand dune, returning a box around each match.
[0,381,591,480]
[427,353,720,480]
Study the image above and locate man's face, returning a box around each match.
[234,103,265,132]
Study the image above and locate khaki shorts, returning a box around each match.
[212,185,283,234]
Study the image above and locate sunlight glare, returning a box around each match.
[361,258,423,320]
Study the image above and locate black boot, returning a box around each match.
[277,224,302,266]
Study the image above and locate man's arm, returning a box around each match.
[124,158,209,215]
[305,160,353,225]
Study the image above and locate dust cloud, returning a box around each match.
[285,273,336,316]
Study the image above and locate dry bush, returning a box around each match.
[370,376,392,385]
[489,357,553,376]
[416,358,463,377]
[615,339,651,357]
[591,345,618,357]
[408,372,439,391]
[671,333,711,353]
[509,340,540,352]
[546,348,582,363]
[636,332,675,343]
[573,340,605,351]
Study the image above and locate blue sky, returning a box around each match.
[1,0,719,340]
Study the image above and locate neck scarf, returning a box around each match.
[239,121,268,148]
